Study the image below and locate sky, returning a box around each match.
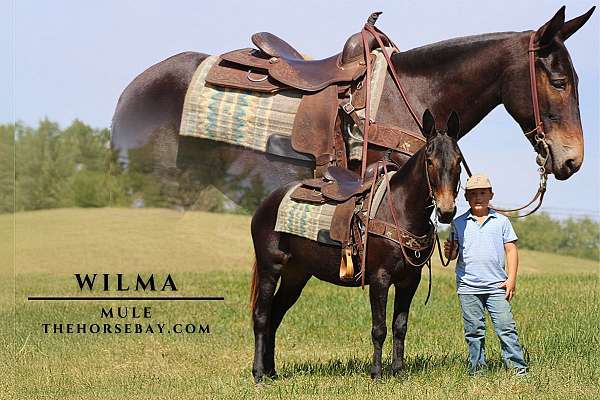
[2,0,599,218]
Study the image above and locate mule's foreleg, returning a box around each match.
[264,268,311,377]
[369,271,391,380]
[391,277,421,375]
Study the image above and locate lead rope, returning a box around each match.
[424,259,432,305]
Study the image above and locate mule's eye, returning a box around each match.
[426,158,434,166]
[551,78,567,90]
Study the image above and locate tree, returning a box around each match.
[0,124,15,213]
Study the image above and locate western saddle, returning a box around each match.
[204,13,429,282]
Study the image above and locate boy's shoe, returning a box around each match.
[514,367,529,377]
[469,365,488,376]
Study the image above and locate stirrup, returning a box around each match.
[339,247,355,281]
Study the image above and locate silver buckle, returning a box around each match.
[342,93,355,114]
[342,102,355,114]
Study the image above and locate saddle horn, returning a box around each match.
[367,11,383,26]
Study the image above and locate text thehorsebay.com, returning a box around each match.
[33,274,221,335]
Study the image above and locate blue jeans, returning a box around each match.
[459,293,527,373]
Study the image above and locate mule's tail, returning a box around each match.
[249,259,259,317]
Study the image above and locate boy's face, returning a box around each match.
[465,188,493,214]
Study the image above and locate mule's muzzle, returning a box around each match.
[553,157,581,180]
[436,205,457,224]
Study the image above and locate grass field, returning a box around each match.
[2,208,599,399]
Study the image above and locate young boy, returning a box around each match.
[444,174,528,376]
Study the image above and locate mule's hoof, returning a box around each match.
[252,369,264,384]
[266,369,278,380]
[370,368,382,380]
[391,363,405,376]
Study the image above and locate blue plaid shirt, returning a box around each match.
[451,209,518,294]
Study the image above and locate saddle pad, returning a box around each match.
[179,55,302,151]
[370,171,397,218]
[274,184,337,242]
[348,47,397,160]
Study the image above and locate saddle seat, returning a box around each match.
[298,162,396,203]
[252,31,388,65]
[244,31,388,92]
[206,30,391,93]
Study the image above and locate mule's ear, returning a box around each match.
[447,111,460,140]
[560,6,596,41]
[422,109,436,140]
[535,6,566,47]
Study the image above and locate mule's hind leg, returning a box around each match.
[391,274,421,375]
[251,232,292,383]
[251,256,284,383]
[264,267,311,377]
[369,270,392,380]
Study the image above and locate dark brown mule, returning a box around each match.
[111,7,594,208]
[249,110,462,382]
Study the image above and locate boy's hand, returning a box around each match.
[499,278,516,301]
[502,241,519,301]
[444,240,458,260]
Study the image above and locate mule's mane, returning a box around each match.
[395,31,527,71]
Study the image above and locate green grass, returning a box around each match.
[2,208,599,399]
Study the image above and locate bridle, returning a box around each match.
[353,17,557,297]
[488,32,550,217]
[357,135,462,304]
[435,33,553,267]
[446,32,550,218]
[359,15,551,218]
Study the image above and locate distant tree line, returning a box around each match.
[0,120,598,260]
[436,211,599,261]
[3,120,129,211]
[510,213,598,261]
[1,120,265,214]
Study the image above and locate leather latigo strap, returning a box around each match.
[333,117,348,168]
[367,219,434,251]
